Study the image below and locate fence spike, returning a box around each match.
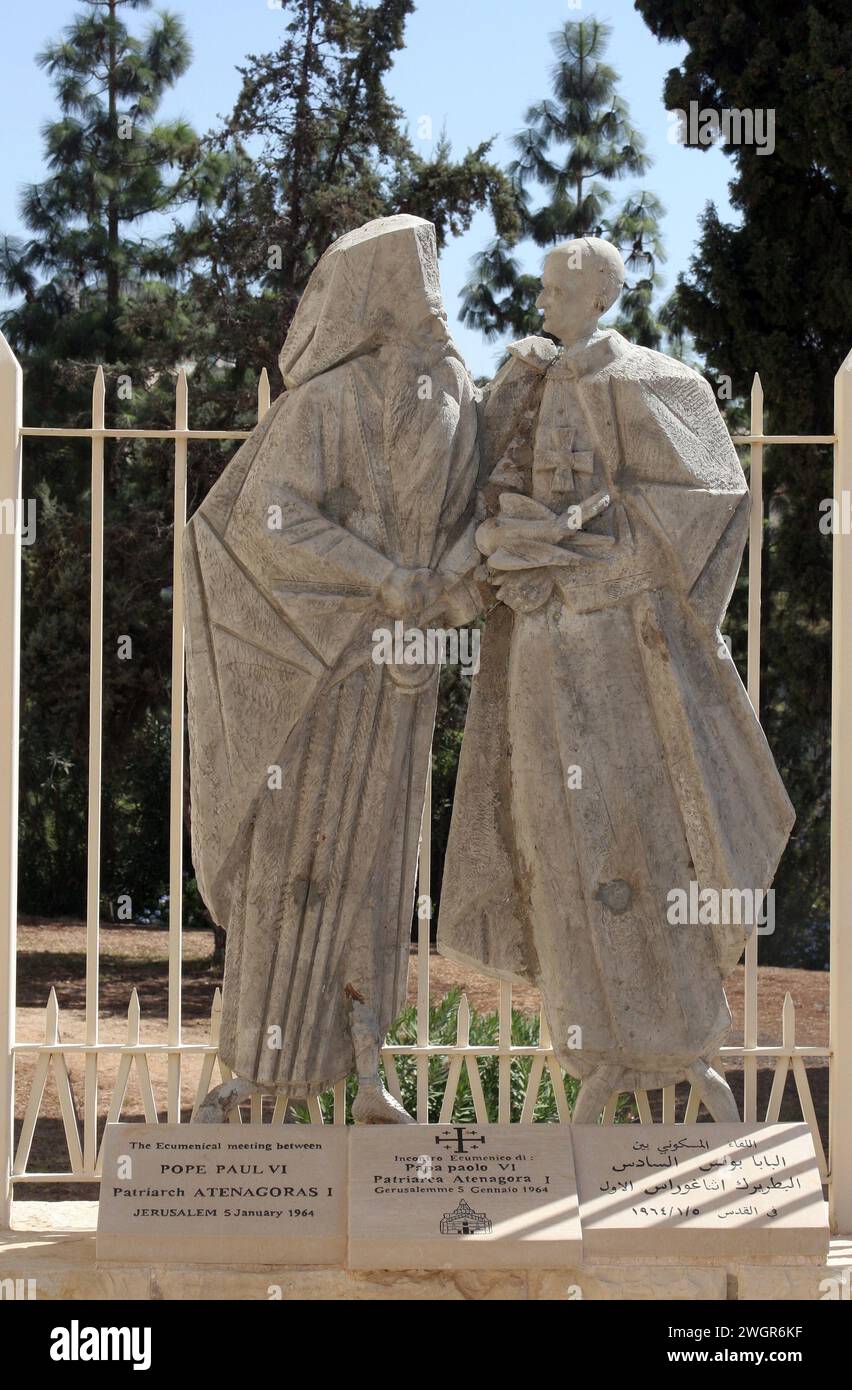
[45,987,59,1045]
[258,367,271,420]
[456,991,471,1047]
[92,365,105,424]
[781,991,796,1050]
[126,988,141,1044]
[176,366,188,430]
[209,987,222,1045]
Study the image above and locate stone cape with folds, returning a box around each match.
[182,216,479,1097]
[438,330,795,1093]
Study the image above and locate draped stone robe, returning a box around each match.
[438,329,794,1091]
[184,330,478,1096]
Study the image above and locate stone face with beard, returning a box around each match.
[182,217,481,1118]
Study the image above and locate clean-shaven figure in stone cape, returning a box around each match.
[438,237,795,1123]
[184,215,481,1123]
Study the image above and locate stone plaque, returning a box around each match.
[97,1123,347,1265]
[573,1122,829,1261]
[348,1123,581,1269]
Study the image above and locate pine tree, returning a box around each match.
[460,19,667,348]
[172,0,519,471]
[0,0,517,921]
[0,0,221,918]
[2,0,221,400]
[635,0,852,967]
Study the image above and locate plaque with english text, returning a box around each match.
[97,1122,348,1265]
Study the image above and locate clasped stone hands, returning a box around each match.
[377,565,481,628]
[475,488,614,613]
[373,485,614,627]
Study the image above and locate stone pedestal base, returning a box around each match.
[2,1203,849,1301]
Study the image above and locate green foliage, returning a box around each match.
[173,0,519,432]
[292,988,640,1123]
[427,658,480,929]
[1,1,221,921]
[461,19,668,348]
[2,0,221,369]
[3,0,516,923]
[634,0,852,966]
[4,0,836,975]
[383,990,577,1124]
[294,988,586,1124]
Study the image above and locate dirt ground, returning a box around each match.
[12,919,829,1201]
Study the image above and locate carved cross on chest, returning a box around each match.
[534,424,595,496]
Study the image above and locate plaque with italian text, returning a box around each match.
[348,1124,581,1269]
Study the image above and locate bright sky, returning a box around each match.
[0,0,736,377]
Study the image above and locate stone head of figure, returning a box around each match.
[279,214,450,388]
[536,237,625,347]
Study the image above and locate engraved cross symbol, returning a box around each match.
[551,450,595,493]
[536,425,595,495]
[435,1127,485,1154]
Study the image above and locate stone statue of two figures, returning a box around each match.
[184,215,794,1128]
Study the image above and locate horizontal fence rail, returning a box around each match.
[8,979,830,1185]
[1,333,850,1234]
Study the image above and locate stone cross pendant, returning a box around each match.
[534,424,595,498]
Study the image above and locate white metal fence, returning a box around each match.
[1,330,851,1233]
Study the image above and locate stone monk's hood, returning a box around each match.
[183,215,478,929]
[278,214,443,388]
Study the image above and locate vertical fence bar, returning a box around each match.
[498,981,512,1123]
[255,370,272,1121]
[416,765,432,1122]
[747,374,764,712]
[830,348,852,1233]
[743,373,764,1123]
[83,367,105,1168]
[167,369,188,1123]
[0,332,22,1226]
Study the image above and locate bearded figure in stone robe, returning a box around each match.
[183,215,480,1123]
[438,237,794,1123]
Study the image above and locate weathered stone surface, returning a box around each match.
[151,1266,527,1300]
[735,1265,832,1301]
[152,1267,316,1302]
[439,236,795,1119]
[13,1200,97,1232]
[3,1266,152,1301]
[183,214,482,1122]
[4,1211,847,1299]
[529,1266,727,1301]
